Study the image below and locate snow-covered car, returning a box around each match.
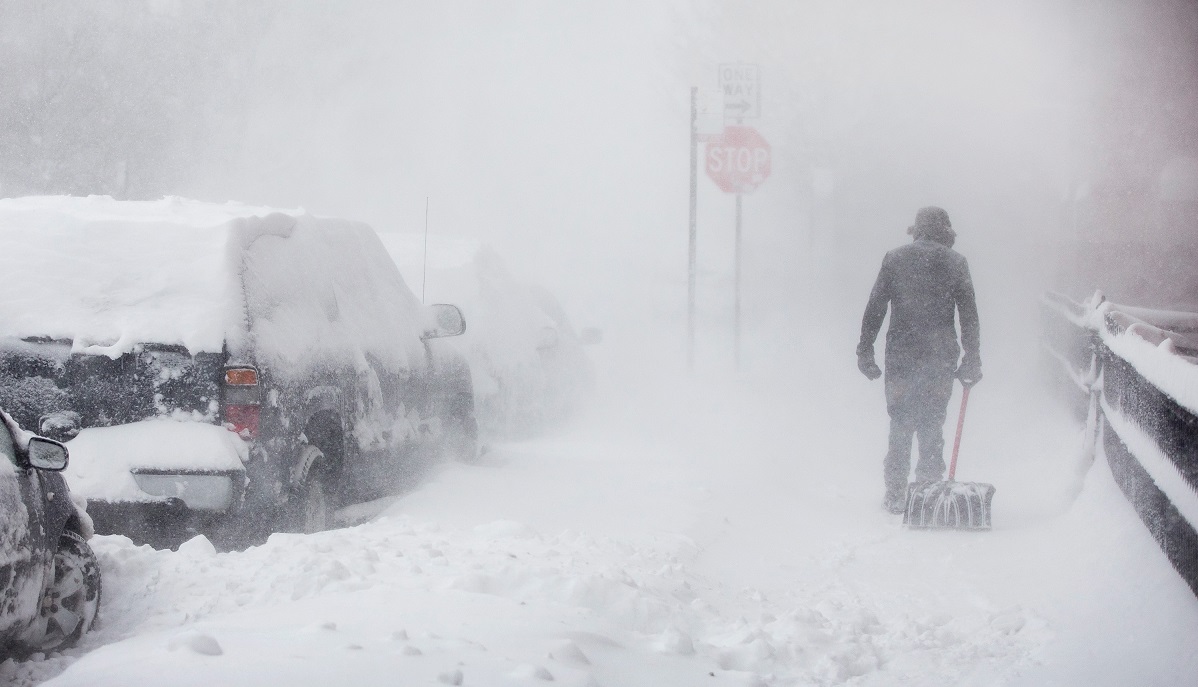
[377,234,598,439]
[0,410,100,658]
[0,197,476,548]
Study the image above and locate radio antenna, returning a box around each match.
[422,196,429,304]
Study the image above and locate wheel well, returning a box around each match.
[448,390,475,421]
[303,410,344,470]
[63,515,89,540]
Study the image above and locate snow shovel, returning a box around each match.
[903,384,995,530]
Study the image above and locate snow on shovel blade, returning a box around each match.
[903,480,995,530]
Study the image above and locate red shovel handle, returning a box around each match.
[948,385,970,481]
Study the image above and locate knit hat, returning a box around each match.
[907,206,956,246]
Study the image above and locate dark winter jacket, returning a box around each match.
[857,237,980,370]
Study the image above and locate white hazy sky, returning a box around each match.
[184,1,1191,374]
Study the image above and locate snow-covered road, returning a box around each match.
[4,339,1198,686]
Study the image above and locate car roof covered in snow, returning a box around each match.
[0,196,423,371]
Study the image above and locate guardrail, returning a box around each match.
[1042,293,1198,597]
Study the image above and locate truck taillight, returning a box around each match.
[223,366,260,438]
[224,404,260,439]
[225,368,258,386]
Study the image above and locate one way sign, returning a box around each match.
[719,63,760,120]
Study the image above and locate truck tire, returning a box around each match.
[444,393,479,463]
[288,444,333,534]
[18,531,101,653]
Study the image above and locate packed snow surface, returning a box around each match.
[4,340,1196,686]
[63,420,248,504]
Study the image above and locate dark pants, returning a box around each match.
[883,358,955,496]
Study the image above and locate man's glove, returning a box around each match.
[956,358,982,387]
[858,353,882,381]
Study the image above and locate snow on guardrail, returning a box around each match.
[1042,291,1198,598]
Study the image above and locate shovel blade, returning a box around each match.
[903,480,995,530]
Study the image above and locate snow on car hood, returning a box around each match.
[64,419,248,503]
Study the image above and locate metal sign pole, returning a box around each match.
[707,65,768,373]
[734,192,742,371]
[733,105,744,372]
[688,87,698,371]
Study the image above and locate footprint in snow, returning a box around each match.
[511,663,554,681]
[167,631,223,656]
[548,639,591,665]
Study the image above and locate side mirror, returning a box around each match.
[537,326,560,351]
[422,304,466,339]
[39,410,81,442]
[27,436,68,471]
[579,327,603,345]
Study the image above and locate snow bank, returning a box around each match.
[64,419,247,503]
[17,511,1049,687]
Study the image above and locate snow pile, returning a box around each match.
[2,384,1060,687]
[63,420,248,504]
[7,508,1047,687]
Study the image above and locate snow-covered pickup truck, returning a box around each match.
[0,197,476,548]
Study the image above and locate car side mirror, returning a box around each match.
[537,326,560,351]
[27,436,68,471]
[422,304,466,339]
[579,327,603,345]
[39,410,81,442]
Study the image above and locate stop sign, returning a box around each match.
[705,126,771,194]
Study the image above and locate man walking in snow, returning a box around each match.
[856,206,981,514]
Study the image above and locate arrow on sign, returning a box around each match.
[725,100,754,114]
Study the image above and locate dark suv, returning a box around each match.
[0,410,99,658]
[0,197,476,548]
